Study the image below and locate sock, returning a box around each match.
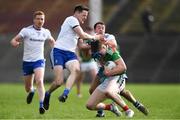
[134,101,140,108]
[62,88,70,96]
[30,87,35,93]
[123,105,129,111]
[104,104,111,110]
[40,101,43,108]
[97,109,104,114]
[45,91,50,96]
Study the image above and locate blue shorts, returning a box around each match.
[50,48,77,68]
[22,59,45,76]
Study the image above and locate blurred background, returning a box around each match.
[0,0,180,83]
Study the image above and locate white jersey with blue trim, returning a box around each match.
[104,33,116,42]
[19,25,52,62]
[54,16,80,52]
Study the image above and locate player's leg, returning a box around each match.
[34,67,45,114]
[87,62,105,116]
[23,61,35,104]
[86,88,106,110]
[59,60,80,102]
[95,79,122,117]
[76,71,84,97]
[86,87,121,117]
[48,66,64,93]
[89,75,101,94]
[89,74,103,116]
[44,65,64,110]
[89,61,98,89]
[120,89,149,115]
[104,78,134,118]
[24,74,35,104]
[44,48,64,110]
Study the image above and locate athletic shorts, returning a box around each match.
[22,59,45,76]
[80,60,98,72]
[50,48,77,68]
[97,74,126,93]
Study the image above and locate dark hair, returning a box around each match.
[94,21,105,29]
[74,4,89,13]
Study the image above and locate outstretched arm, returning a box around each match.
[74,26,104,40]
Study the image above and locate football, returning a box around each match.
[104,61,116,70]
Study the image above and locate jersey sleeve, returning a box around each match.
[45,29,53,40]
[106,34,115,40]
[112,51,121,61]
[18,28,28,39]
[67,17,80,28]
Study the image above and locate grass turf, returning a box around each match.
[0,83,180,119]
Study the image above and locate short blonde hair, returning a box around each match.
[33,11,45,19]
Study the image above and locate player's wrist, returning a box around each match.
[92,35,97,40]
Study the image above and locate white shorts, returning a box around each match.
[80,60,98,72]
[97,75,126,93]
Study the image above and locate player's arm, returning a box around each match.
[104,58,127,77]
[10,35,22,48]
[74,26,104,40]
[104,38,117,48]
[48,37,55,48]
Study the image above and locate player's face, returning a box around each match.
[94,24,105,35]
[33,15,45,29]
[78,10,88,24]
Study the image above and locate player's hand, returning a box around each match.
[103,68,111,77]
[11,40,20,47]
[94,34,105,41]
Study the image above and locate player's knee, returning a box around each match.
[54,75,63,86]
[36,79,43,85]
[55,79,63,87]
[75,68,80,75]
[105,91,113,98]
[71,66,80,74]
[86,103,95,110]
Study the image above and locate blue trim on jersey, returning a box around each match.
[23,59,45,76]
[50,48,77,69]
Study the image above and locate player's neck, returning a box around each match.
[33,25,41,31]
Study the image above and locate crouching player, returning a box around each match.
[86,40,134,118]
[89,21,149,117]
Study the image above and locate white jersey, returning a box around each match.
[19,25,52,62]
[105,33,116,43]
[55,16,80,52]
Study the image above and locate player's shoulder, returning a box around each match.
[21,25,33,30]
[41,27,50,32]
[66,16,78,22]
[20,25,33,33]
[105,33,115,39]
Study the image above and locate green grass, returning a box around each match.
[0,83,180,119]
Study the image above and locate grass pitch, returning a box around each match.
[0,83,180,119]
